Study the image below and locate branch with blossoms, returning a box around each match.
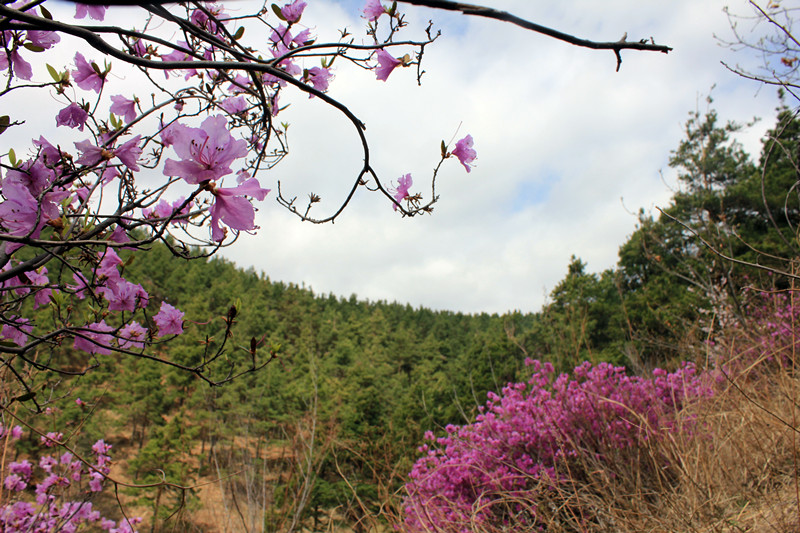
[0,0,673,412]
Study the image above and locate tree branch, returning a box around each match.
[396,0,672,71]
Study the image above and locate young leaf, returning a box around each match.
[46,63,60,82]
[441,140,447,158]
[23,43,45,53]
[234,26,245,40]
[40,5,52,19]
[271,3,286,21]
[0,115,9,136]
[8,148,17,167]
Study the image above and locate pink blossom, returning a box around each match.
[219,96,248,114]
[74,139,109,167]
[0,36,33,80]
[292,28,312,46]
[119,322,147,350]
[73,321,114,355]
[163,115,248,184]
[209,177,270,241]
[110,95,137,123]
[92,439,112,455]
[9,460,32,480]
[389,173,413,210]
[375,49,401,81]
[26,30,60,49]
[281,0,307,22]
[109,225,129,244]
[363,0,385,21]
[160,41,197,80]
[0,180,40,237]
[451,134,477,172]
[114,135,142,171]
[56,102,89,131]
[89,472,105,491]
[1,317,32,347]
[27,267,53,309]
[105,279,147,312]
[227,74,252,93]
[40,432,63,447]
[72,52,105,93]
[74,3,107,21]
[190,4,227,34]
[4,474,26,491]
[33,136,61,165]
[154,302,184,337]
[130,38,147,57]
[305,66,332,93]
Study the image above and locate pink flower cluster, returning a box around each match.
[0,431,141,532]
[403,360,712,531]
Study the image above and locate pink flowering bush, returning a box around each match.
[403,359,713,532]
[0,426,141,532]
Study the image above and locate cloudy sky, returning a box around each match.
[212,0,783,314]
[6,0,787,315]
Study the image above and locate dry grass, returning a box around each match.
[523,360,800,533]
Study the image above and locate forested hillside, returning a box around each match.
[6,100,800,531]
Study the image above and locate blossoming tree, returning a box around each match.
[0,0,672,528]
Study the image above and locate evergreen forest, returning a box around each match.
[5,99,800,532]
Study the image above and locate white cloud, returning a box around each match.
[2,0,783,314]
[217,0,782,314]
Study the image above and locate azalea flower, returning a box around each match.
[110,95,137,123]
[74,139,110,167]
[26,30,60,50]
[160,41,198,80]
[33,136,61,165]
[209,175,270,241]
[375,49,401,81]
[114,135,142,171]
[0,180,42,237]
[305,66,332,93]
[363,0,385,21]
[73,321,114,355]
[119,322,147,350]
[389,173,413,210]
[72,52,105,93]
[0,45,33,80]
[154,302,184,336]
[163,115,248,184]
[452,134,477,172]
[281,0,307,22]
[74,3,107,21]
[219,95,248,114]
[1,317,32,347]
[56,102,89,131]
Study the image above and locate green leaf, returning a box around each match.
[8,148,17,167]
[441,140,447,158]
[40,5,53,19]
[271,3,286,21]
[390,1,398,16]
[23,43,45,53]
[46,63,60,82]
[0,115,9,136]
[234,26,245,40]
[91,61,103,76]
